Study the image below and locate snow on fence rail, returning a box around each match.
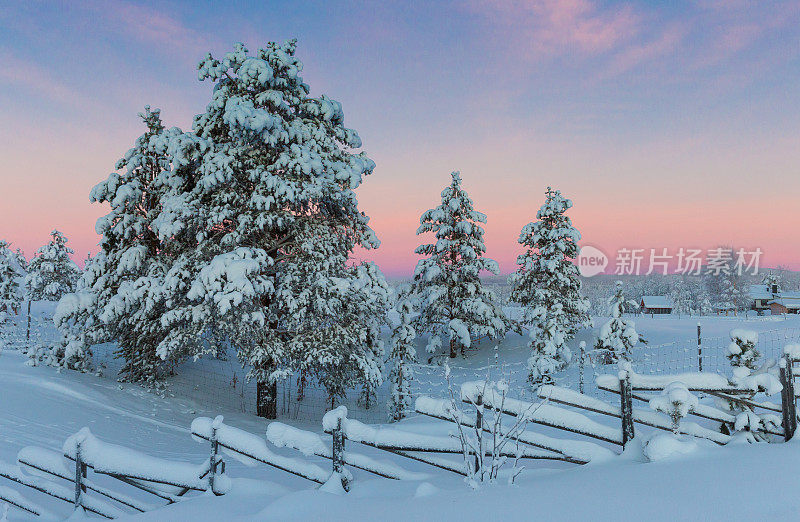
[266,422,430,481]
[191,416,329,485]
[0,483,57,519]
[0,422,231,519]
[456,381,625,446]
[538,385,733,444]
[17,446,156,513]
[0,457,124,519]
[413,396,613,464]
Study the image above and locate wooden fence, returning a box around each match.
[2,353,798,518]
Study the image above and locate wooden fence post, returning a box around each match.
[208,416,225,495]
[789,360,798,438]
[619,370,635,446]
[331,416,349,491]
[26,300,31,343]
[474,394,483,476]
[697,323,702,372]
[781,356,797,440]
[74,438,86,511]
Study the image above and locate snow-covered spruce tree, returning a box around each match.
[718,328,776,440]
[510,187,590,385]
[594,281,640,365]
[61,106,196,384]
[409,171,507,359]
[13,248,27,274]
[387,288,418,421]
[0,241,22,328]
[25,230,81,302]
[727,329,760,371]
[153,42,389,416]
[670,277,692,317]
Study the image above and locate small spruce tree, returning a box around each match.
[510,187,590,385]
[409,171,507,359]
[25,230,81,302]
[594,281,640,364]
[727,329,760,370]
[649,381,698,435]
[387,289,418,421]
[0,241,22,328]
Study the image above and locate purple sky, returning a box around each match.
[1,1,799,275]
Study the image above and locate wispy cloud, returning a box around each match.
[81,0,221,63]
[475,0,642,58]
[0,48,88,107]
[603,21,688,78]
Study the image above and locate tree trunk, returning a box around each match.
[26,300,31,342]
[449,338,457,358]
[256,380,277,419]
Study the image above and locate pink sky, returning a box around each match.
[1,1,799,275]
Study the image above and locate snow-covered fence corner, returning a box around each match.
[64,428,211,493]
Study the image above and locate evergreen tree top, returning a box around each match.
[414,171,495,273]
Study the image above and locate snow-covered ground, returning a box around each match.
[2,312,800,520]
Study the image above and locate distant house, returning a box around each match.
[769,292,800,315]
[713,303,737,316]
[640,296,673,315]
[749,283,780,311]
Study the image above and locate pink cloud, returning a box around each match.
[603,21,688,78]
[475,0,642,58]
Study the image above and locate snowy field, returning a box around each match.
[2,312,800,520]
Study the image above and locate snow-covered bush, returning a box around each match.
[24,230,80,302]
[409,171,507,359]
[509,187,590,385]
[443,368,530,487]
[730,411,781,443]
[594,281,641,364]
[387,289,417,421]
[727,329,759,370]
[649,381,698,435]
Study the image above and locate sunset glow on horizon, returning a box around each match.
[2,1,799,276]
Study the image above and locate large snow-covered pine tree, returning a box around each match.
[410,171,507,359]
[152,42,389,416]
[510,187,590,385]
[25,230,81,302]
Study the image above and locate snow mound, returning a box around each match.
[643,433,698,462]
[785,344,800,359]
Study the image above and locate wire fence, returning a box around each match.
[632,327,800,376]
[4,305,800,424]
